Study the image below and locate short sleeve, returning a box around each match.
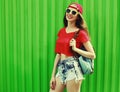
[57,28,64,37]
[57,30,61,37]
[78,30,89,43]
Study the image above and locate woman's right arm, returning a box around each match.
[51,53,61,77]
[50,54,61,90]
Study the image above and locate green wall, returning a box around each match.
[0,0,120,92]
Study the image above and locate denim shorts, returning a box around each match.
[56,57,84,84]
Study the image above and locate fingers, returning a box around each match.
[70,38,76,46]
[50,80,56,90]
[70,38,75,42]
[50,82,55,90]
[70,39,75,43]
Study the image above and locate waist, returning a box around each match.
[60,53,74,61]
[59,56,77,65]
[57,56,79,68]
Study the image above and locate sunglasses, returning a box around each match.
[66,8,78,15]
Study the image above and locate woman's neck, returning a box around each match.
[67,21,76,28]
[66,22,79,33]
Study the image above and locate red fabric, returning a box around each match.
[68,4,83,14]
[55,28,89,56]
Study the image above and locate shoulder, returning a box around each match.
[59,27,65,32]
[77,30,90,42]
[57,27,65,36]
[79,30,88,36]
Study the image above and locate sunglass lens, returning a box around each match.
[72,11,77,15]
[66,9,70,13]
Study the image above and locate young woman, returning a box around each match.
[50,2,96,92]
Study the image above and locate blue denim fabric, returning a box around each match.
[56,57,84,84]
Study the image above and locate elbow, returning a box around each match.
[90,53,96,60]
[56,53,61,57]
[93,54,96,59]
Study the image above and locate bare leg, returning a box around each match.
[49,77,66,92]
[66,79,82,92]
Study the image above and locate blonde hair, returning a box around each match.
[79,13,88,31]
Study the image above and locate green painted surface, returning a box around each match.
[0,0,120,92]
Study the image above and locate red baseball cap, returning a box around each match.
[68,3,83,14]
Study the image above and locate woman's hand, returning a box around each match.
[50,77,56,90]
[70,38,76,50]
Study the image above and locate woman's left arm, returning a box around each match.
[70,39,96,59]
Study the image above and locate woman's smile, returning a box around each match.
[67,15,73,19]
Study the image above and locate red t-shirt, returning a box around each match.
[55,27,89,56]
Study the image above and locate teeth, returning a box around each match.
[68,16,72,19]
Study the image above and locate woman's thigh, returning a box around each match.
[49,77,66,92]
[66,79,82,92]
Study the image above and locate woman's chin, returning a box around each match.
[67,18,75,22]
